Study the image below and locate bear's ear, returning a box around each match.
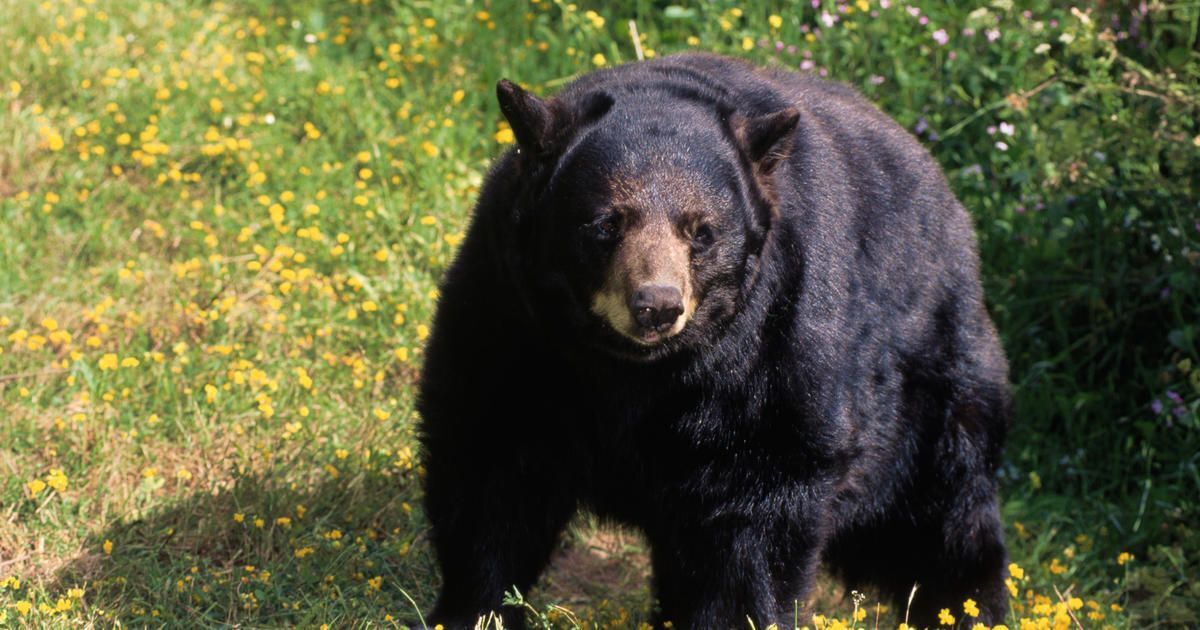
[497,79,554,154]
[734,107,800,174]
[578,90,615,123]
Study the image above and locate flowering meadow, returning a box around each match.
[1,0,1197,627]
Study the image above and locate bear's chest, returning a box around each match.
[569,384,812,519]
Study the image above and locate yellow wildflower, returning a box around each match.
[98,353,119,371]
[46,469,68,492]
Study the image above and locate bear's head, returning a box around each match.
[497,79,798,362]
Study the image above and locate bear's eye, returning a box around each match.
[589,213,623,241]
[692,223,715,251]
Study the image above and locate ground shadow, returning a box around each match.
[50,465,658,627]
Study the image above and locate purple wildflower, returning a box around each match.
[932,28,948,45]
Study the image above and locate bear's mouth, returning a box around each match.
[586,314,689,363]
[635,329,665,345]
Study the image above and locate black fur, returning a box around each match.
[417,53,1011,629]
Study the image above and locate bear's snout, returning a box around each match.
[630,284,684,335]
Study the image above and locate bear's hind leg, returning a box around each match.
[896,494,1008,627]
[901,402,1010,627]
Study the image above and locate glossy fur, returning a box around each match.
[417,53,1011,629]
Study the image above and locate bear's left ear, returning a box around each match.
[496,79,556,155]
[734,107,800,174]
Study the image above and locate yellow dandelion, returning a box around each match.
[46,469,68,492]
[98,352,119,371]
[1008,562,1025,580]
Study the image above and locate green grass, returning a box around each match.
[1,0,1197,627]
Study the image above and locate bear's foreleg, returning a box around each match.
[648,511,824,629]
[423,436,576,630]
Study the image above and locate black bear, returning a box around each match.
[417,53,1011,629]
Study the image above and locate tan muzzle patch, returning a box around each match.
[590,219,695,345]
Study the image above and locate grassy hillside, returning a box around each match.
[1,0,1196,627]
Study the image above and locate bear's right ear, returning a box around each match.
[496,79,554,154]
[735,107,801,175]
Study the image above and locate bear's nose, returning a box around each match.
[630,285,684,334]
